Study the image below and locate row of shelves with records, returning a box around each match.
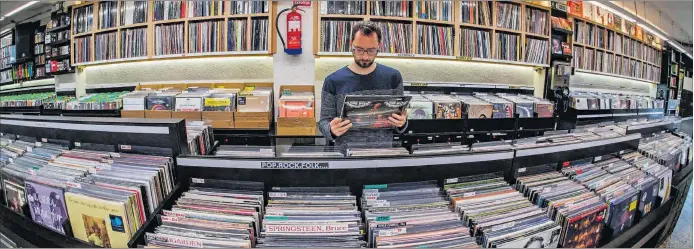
[71,1,271,37]
[72,16,272,66]
[572,46,661,83]
[318,1,551,34]
[319,19,550,66]
[572,20,662,67]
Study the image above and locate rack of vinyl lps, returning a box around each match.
[0,115,188,248]
[315,1,551,67]
[167,124,689,248]
[70,0,275,67]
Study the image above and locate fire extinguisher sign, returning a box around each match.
[293,1,311,7]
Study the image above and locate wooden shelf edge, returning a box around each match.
[316,52,549,68]
[73,52,272,67]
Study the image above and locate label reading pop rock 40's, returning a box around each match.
[260,161,329,169]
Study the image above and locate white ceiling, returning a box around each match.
[0,1,54,28]
[652,1,693,44]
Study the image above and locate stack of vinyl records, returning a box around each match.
[280,146,344,158]
[259,186,365,247]
[1,145,175,247]
[621,152,673,204]
[515,167,605,248]
[445,172,561,248]
[145,178,264,248]
[637,133,691,170]
[362,181,474,248]
[215,145,276,157]
[186,122,214,156]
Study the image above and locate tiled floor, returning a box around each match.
[660,182,693,248]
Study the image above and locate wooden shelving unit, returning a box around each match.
[314,0,552,68]
[70,1,276,67]
[569,12,662,84]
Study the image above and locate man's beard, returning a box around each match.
[355,59,374,68]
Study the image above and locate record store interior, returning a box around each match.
[1,0,694,248]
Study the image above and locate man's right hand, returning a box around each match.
[330,118,352,138]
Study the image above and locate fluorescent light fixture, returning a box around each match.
[2,1,39,18]
[0,29,10,35]
[668,41,693,59]
[591,1,636,23]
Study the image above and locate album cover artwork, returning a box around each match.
[638,179,659,217]
[341,95,411,128]
[552,38,562,54]
[407,100,434,119]
[535,103,554,118]
[146,95,175,110]
[25,180,69,234]
[464,102,493,119]
[606,192,638,238]
[497,225,562,248]
[563,205,606,248]
[489,102,514,118]
[514,102,535,118]
[435,101,462,119]
[3,178,27,216]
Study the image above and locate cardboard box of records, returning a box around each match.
[233,83,273,129]
[276,85,316,136]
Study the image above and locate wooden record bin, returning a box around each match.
[276,85,317,136]
[70,1,277,67]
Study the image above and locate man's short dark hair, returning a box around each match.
[351,21,381,42]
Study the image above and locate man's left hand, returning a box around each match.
[389,111,407,128]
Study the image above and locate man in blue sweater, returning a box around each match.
[319,21,408,153]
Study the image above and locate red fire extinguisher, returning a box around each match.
[276,4,304,55]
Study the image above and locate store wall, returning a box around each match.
[570,72,656,97]
[81,57,274,86]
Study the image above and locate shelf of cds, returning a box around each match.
[316,1,551,67]
[71,1,275,67]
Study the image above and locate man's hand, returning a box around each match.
[330,118,352,137]
[389,111,407,128]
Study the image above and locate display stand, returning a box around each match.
[0,115,188,247]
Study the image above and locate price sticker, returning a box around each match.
[41,138,47,143]
[191,178,205,184]
[109,152,120,158]
[518,167,527,173]
[120,145,132,150]
[88,168,97,174]
[67,182,82,189]
[463,192,476,197]
[375,216,391,222]
[75,142,81,147]
[265,212,283,216]
[26,146,33,152]
[160,216,179,222]
[35,142,42,147]
[594,156,602,161]
[378,227,406,236]
[371,202,391,208]
[445,178,458,184]
[269,192,287,198]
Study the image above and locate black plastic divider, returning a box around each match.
[0,115,188,155]
[0,115,188,248]
[0,221,36,247]
[175,151,515,195]
[60,109,121,117]
[0,205,94,248]
[0,106,42,115]
[601,187,676,248]
[626,121,677,135]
